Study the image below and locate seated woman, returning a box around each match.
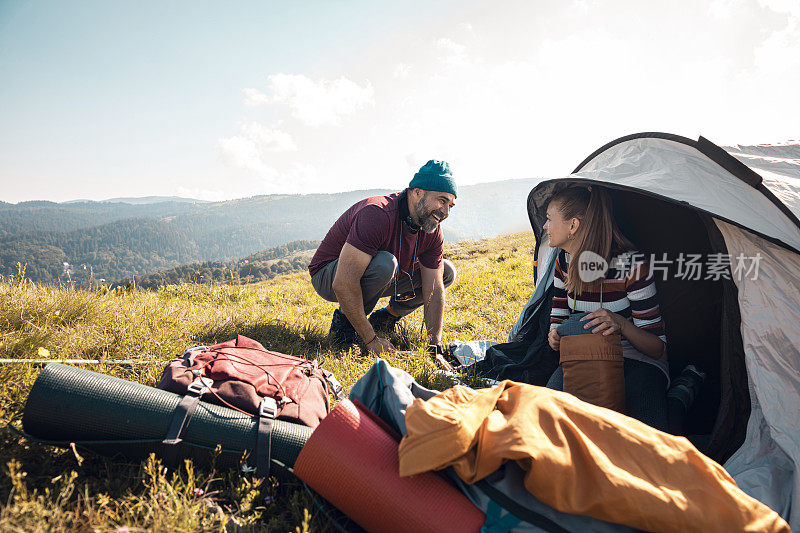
[544,186,669,430]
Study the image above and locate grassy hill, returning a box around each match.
[0,232,536,531]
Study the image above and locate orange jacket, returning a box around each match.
[398,381,788,533]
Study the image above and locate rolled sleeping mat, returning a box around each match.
[22,363,312,470]
[294,399,485,533]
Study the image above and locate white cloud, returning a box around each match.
[243,87,270,106]
[753,0,800,71]
[219,73,375,193]
[239,121,297,152]
[436,37,466,55]
[218,135,274,174]
[708,0,746,19]
[568,0,597,15]
[282,162,319,189]
[256,74,374,127]
[711,0,799,23]
[758,0,800,17]
[753,16,800,70]
[435,37,468,66]
[216,121,325,194]
[218,120,295,175]
[393,62,411,79]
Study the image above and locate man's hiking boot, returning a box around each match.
[368,307,400,334]
[329,308,356,348]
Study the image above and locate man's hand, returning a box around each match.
[548,328,561,351]
[367,336,395,354]
[427,344,453,371]
[433,354,453,371]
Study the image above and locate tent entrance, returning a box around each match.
[608,189,750,462]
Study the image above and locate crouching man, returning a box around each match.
[308,160,457,363]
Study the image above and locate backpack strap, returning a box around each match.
[481,499,523,533]
[256,397,277,478]
[475,479,569,533]
[322,369,345,401]
[162,378,209,465]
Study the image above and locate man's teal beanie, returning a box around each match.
[409,160,457,198]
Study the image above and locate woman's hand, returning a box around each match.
[583,309,666,360]
[548,328,561,351]
[581,309,628,336]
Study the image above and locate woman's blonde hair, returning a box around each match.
[549,186,635,295]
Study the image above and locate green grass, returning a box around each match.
[0,232,536,532]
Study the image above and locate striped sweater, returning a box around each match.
[550,250,669,377]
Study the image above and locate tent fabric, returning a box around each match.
[398,380,789,533]
[528,137,800,253]
[724,142,800,221]
[511,134,800,529]
[470,298,558,383]
[508,245,558,341]
[715,220,800,521]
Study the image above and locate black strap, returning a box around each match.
[162,379,208,465]
[475,479,570,533]
[256,397,277,478]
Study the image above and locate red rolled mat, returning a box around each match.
[294,399,485,533]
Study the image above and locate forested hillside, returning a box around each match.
[0,192,385,284]
[0,200,201,236]
[128,240,320,289]
[1,180,537,284]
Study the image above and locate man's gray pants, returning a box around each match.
[310,251,456,315]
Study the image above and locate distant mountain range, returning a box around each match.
[63,196,208,205]
[0,179,538,285]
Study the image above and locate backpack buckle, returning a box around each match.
[186,378,210,396]
[182,346,209,367]
[259,397,277,419]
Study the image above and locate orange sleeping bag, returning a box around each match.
[398,381,789,533]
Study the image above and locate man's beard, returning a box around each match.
[414,199,446,234]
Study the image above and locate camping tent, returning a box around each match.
[509,133,800,529]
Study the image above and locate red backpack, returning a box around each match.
[158,335,343,428]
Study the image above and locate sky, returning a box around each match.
[1,0,798,203]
